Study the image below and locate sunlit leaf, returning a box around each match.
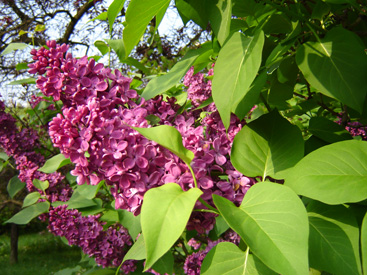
[132,125,194,165]
[213,182,309,275]
[38,154,71,173]
[296,27,367,113]
[212,30,264,129]
[141,183,202,270]
[285,140,367,204]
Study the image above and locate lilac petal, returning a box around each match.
[136,157,148,169]
[123,158,135,169]
[96,81,108,91]
[215,154,227,166]
[81,77,92,87]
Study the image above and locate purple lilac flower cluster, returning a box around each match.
[0,98,71,202]
[48,205,136,273]
[336,116,367,140]
[28,41,254,272]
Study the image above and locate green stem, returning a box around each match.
[198,198,219,214]
[260,93,272,113]
[193,208,219,215]
[187,164,198,189]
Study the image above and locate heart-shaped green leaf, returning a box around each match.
[296,27,367,113]
[213,182,309,275]
[38,154,71,173]
[231,111,304,179]
[285,140,367,204]
[201,242,277,275]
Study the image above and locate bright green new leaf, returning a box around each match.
[123,234,146,263]
[296,27,367,113]
[212,30,264,129]
[74,181,102,199]
[209,0,232,46]
[105,39,125,62]
[23,192,41,208]
[94,40,109,56]
[87,12,108,24]
[34,24,46,32]
[201,242,277,275]
[307,201,361,275]
[141,183,202,270]
[132,125,194,165]
[285,140,367,204]
[141,45,211,100]
[16,63,29,70]
[231,111,304,179]
[7,176,25,198]
[362,212,367,274]
[123,0,170,57]
[107,0,126,33]
[308,117,352,143]
[213,182,309,275]
[38,154,71,173]
[8,78,36,85]
[5,202,50,225]
[32,179,49,191]
[1,43,28,56]
[175,0,210,28]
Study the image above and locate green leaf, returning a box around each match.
[124,57,150,74]
[151,251,174,275]
[175,0,210,28]
[209,0,232,46]
[296,27,367,113]
[233,70,267,120]
[132,125,194,165]
[107,0,126,33]
[141,183,202,270]
[212,30,264,129]
[123,0,170,57]
[1,43,28,56]
[74,181,102,199]
[118,209,141,240]
[7,78,36,85]
[66,192,98,209]
[141,45,211,100]
[7,176,25,198]
[87,12,108,24]
[32,179,49,191]
[362,212,367,274]
[38,154,71,173]
[231,111,304,179]
[213,182,309,275]
[23,192,41,208]
[201,242,277,275]
[123,234,146,263]
[308,117,353,143]
[285,140,367,204]
[16,62,29,70]
[5,202,50,225]
[34,24,46,32]
[94,40,109,56]
[105,39,125,62]
[307,201,361,275]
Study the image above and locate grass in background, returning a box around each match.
[0,231,81,275]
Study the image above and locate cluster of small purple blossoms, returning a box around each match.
[336,116,367,140]
[28,41,254,272]
[0,98,71,202]
[48,205,136,273]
